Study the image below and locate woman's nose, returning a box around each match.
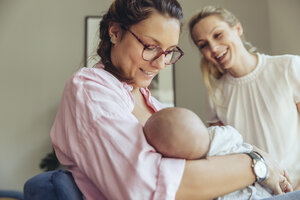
[209,42,220,52]
[151,54,166,70]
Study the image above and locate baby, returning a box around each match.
[143,107,292,200]
[143,107,252,160]
[144,106,210,160]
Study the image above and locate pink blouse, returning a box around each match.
[50,63,185,200]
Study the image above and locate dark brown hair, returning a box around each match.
[97,0,183,81]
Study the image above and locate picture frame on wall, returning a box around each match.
[84,16,176,107]
[84,16,101,68]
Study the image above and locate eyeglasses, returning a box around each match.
[127,29,184,65]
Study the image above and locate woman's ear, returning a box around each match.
[108,22,122,44]
[235,22,243,37]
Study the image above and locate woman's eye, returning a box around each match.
[144,45,157,51]
[167,47,177,52]
[214,32,222,39]
[199,43,207,49]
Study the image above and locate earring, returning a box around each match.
[110,37,115,44]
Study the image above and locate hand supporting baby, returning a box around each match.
[254,147,293,195]
[279,170,293,193]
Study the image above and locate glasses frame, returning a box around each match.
[126,29,184,65]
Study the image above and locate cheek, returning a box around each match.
[118,45,141,69]
[202,50,211,59]
[225,33,240,46]
[126,42,143,64]
[123,52,147,79]
[127,50,144,69]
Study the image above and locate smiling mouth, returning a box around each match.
[140,68,155,77]
[215,49,228,63]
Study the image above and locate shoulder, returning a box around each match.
[69,64,123,91]
[261,53,299,67]
[257,53,300,77]
[63,64,134,115]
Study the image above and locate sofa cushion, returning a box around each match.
[23,170,82,200]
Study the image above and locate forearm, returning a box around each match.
[176,154,255,200]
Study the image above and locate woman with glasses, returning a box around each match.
[50,0,299,199]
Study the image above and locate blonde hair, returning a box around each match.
[189,6,257,105]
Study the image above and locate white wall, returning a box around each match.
[0,0,299,191]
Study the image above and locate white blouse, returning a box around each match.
[206,53,300,187]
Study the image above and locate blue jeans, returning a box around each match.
[262,190,300,200]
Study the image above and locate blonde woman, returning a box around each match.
[189,5,300,191]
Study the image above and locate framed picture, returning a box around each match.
[148,66,176,107]
[84,16,101,68]
[84,16,176,107]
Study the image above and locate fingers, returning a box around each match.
[283,170,292,185]
[274,184,283,195]
[285,182,293,192]
[280,178,287,192]
[279,176,293,193]
[271,175,290,195]
[254,148,290,194]
[283,170,293,192]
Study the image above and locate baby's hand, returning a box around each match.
[280,178,293,193]
[279,170,293,193]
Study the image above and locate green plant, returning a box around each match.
[40,149,61,171]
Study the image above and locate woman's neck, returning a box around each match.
[131,87,145,107]
[131,87,153,125]
[131,87,140,99]
[228,50,258,78]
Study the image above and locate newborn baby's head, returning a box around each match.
[144,107,209,159]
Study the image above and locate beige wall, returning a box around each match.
[0,0,299,191]
[267,0,300,55]
[0,0,112,190]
